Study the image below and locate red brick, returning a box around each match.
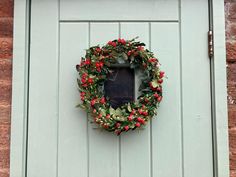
[0,148,10,169]
[231,170,236,177]
[226,42,236,62]
[0,169,9,177]
[0,81,12,104]
[0,104,11,121]
[229,129,236,171]
[227,63,236,82]
[0,120,10,149]
[0,0,13,17]
[0,18,13,38]
[0,38,12,59]
[227,81,236,104]
[228,2,236,19]
[227,23,236,41]
[229,105,236,128]
[0,59,12,81]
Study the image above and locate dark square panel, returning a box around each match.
[104,65,134,109]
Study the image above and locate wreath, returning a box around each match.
[76,38,164,135]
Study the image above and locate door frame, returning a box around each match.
[10,0,229,176]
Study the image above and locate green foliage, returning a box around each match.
[76,38,164,135]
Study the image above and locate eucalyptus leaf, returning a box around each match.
[151,80,158,88]
[127,103,132,112]
[122,52,128,60]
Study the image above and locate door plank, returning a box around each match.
[181,1,213,176]
[27,0,59,176]
[89,23,120,177]
[120,22,151,177]
[60,0,179,21]
[58,23,89,177]
[151,23,182,177]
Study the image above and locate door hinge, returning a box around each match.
[208,30,214,58]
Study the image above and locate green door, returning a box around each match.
[27,0,213,177]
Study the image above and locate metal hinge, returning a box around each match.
[208,30,214,58]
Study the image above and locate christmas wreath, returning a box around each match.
[76,38,164,135]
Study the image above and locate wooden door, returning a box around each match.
[27,0,213,177]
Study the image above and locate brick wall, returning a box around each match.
[0,0,13,177]
[0,0,235,177]
[225,1,236,176]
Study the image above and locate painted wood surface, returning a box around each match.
[151,23,182,177]
[10,0,29,176]
[181,1,213,177]
[58,23,89,177]
[212,0,230,176]
[12,0,228,177]
[60,0,178,21]
[27,0,59,177]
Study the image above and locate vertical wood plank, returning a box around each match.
[89,22,120,177]
[181,1,213,176]
[151,23,182,177]
[212,0,230,176]
[27,0,59,176]
[120,22,151,177]
[10,0,29,176]
[58,23,89,177]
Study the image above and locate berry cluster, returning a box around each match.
[76,38,164,135]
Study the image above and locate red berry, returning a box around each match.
[128,115,133,121]
[157,87,162,92]
[91,99,96,106]
[99,62,104,67]
[88,78,93,84]
[80,92,86,96]
[112,42,116,47]
[103,124,109,129]
[115,130,121,135]
[157,96,162,102]
[82,73,88,78]
[95,62,100,68]
[100,97,106,104]
[127,51,132,56]
[154,93,159,99]
[138,109,143,115]
[96,68,101,72]
[85,59,91,65]
[121,39,126,45]
[159,71,165,78]
[131,109,135,114]
[116,123,121,128]
[137,117,142,122]
[137,46,144,51]
[124,126,129,131]
[106,114,110,119]
[81,78,86,84]
[142,111,148,116]
[96,47,101,53]
[158,79,163,84]
[137,117,145,124]
[135,122,140,127]
[148,58,157,63]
